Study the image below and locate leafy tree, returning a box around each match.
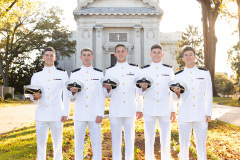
[197,0,226,96]
[176,25,204,70]
[215,73,236,97]
[0,4,76,87]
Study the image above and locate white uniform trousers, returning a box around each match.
[74,121,102,160]
[36,121,63,160]
[179,121,208,160]
[110,117,135,160]
[144,116,171,160]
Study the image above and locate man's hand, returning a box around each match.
[61,116,68,123]
[171,86,181,98]
[95,116,103,124]
[136,112,143,119]
[70,87,78,96]
[170,112,176,123]
[33,93,42,100]
[206,116,211,123]
[103,84,112,93]
[139,83,148,92]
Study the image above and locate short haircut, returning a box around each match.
[151,44,162,51]
[43,47,56,56]
[81,48,93,55]
[182,46,196,55]
[115,44,127,52]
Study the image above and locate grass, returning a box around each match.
[1,119,240,159]
[0,100,33,108]
[213,97,240,107]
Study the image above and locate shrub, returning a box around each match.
[4,93,13,100]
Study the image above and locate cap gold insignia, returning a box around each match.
[176,83,180,87]
[74,82,76,87]
[142,77,146,82]
[107,79,110,83]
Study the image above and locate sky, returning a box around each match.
[41,0,239,76]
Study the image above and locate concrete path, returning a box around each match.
[0,103,37,134]
[212,103,240,126]
[0,103,239,134]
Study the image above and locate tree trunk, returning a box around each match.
[237,0,240,40]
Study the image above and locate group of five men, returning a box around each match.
[30,44,212,160]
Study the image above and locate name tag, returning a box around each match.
[53,79,62,80]
[127,72,134,76]
[162,74,169,76]
[196,78,204,80]
[91,79,99,80]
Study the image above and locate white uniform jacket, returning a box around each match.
[139,62,176,116]
[104,62,143,117]
[30,66,70,121]
[69,66,105,121]
[174,66,213,122]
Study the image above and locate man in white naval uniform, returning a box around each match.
[68,48,105,160]
[172,47,212,160]
[103,44,143,160]
[30,47,70,160]
[138,44,176,160]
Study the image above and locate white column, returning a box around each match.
[94,26,103,70]
[133,26,142,66]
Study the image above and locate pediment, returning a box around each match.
[74,0,161,12]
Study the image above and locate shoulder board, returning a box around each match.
[198,67,208,71]
[93,68,102,72]
[56,67,65,72]
[141,65,150,69]
[129,63,138,67]
[162,64,172,68]
[71,68,81,73]
[106,65,115,69]
[175,70,183,75]
[35,68,43,73]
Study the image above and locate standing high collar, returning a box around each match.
[184,65,197,71]
[81,65,93,71]
[43,66,55,70]
[115,61,128,67]
[151,61,162,67]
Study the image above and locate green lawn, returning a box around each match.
[213,97,240,107]
[1,119,239,160]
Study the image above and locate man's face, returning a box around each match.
[114,46,128,63]
[182,50,196,66]
[80,51,94,66]
[150,48,164,63]
[43,51,56,67]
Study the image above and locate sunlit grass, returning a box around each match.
[213,97,240,107]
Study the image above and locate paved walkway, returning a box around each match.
[0,103,239,134]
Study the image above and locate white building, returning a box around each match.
[58,0,181,74]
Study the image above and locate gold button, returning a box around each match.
[156,75,158,77]
[86,97,88,98]
[48,79,50,82]
[123,92,125,94]
[123,83,124,85]
[47,97,49,99]
[193,96,195,98]
[86,105,88,107]
[157,100,159,102]
[122,75,124,77]
[193,105,195,107]
[157,83,159,85]
[192,88,194,90]
[48,88,50,90]
[86,71,88,73]
[190,72,192,74]
[122,67,123,69]
[191,79,193,82]
[48,71,50,73]
[156,67,158,69]
[86,88,88,90]
[157,92,159,94]
[124,101,125,103]
[47,105,48,108]
[86,79,88,81]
